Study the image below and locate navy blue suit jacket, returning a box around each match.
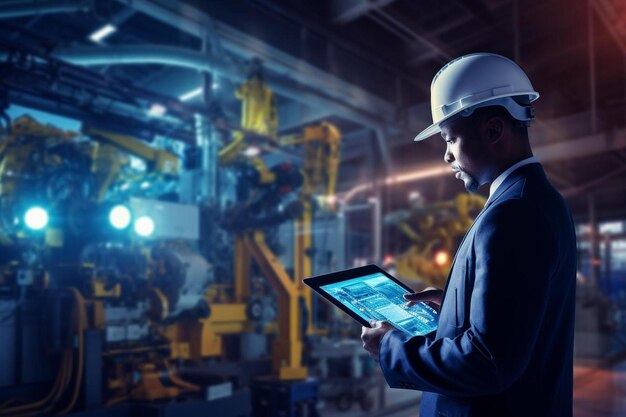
[380,163,577,417]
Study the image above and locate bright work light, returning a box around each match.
[134,216,155,237]
[179,87,202,102]
[109,205,132,230]
[24,207,49,230]
[434,250,449,267]
[89,24,116,43]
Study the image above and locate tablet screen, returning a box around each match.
[320,272,438,336]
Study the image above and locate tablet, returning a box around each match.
[303,264,438,336]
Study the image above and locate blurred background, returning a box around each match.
[0,0,624,416]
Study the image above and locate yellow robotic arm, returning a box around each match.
[82,126,180,201]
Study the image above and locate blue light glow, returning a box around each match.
[109,205,132,229]
[24,207,49,230]
[134,216,154,237]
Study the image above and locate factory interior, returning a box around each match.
[0,0,625,416]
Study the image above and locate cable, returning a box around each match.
[0,338,70,416]
[12,302,82,417]
[168,373,201,392]
[163,360,201,392]
[1,288,85,417]
[0,288,77,415]
[104,395,130,407]
[11,348,72,417]
[54,288,86,416]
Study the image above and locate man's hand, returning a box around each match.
[403,287,443,312]
[361,320,395,362]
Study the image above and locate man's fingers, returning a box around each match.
[361,326,370,342]
[403,289,442,304]
[378,320,394,330]
[403,291,434,301]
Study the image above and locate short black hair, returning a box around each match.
[468,105,529,141]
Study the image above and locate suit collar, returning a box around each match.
[489,156,539,197]
[483,162,544,210]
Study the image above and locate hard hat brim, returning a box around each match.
[413,91,539,142]
[414,123,441,142]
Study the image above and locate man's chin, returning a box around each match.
[461,176,480,193]
[454,171,479,193]
[464,183,479,193]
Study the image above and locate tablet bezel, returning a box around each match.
[303,264,416,328]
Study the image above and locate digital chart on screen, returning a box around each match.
[321,272,438,336]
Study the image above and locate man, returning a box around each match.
[361,53,577,417]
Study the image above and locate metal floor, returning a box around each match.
[318,361,626,417]
[573,361,626,417]
[319,384,419,417]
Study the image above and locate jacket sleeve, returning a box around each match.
[379,198,558,397]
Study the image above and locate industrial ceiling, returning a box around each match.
[1,0,625,222]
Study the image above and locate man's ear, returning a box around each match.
[485,116,505,144]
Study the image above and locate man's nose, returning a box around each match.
[444,145,454,164]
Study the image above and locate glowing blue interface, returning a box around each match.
[321,273,438,336]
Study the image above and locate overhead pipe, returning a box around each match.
[114,0,394,119]
[0,0,91,19]
[53,45,237,77]
[1,0,395,171]
[2,0,394,130]
[52,45,391,133]
[110,0,395,173]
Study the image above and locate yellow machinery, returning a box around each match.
[281,122,342,210]
[82,126,180,201]
[387,193,486,288]
[0,62,341,416]
[221,70,342,380]
[0,116,212,407]
[0,115,80,245]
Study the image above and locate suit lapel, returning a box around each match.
[438,163,544,306]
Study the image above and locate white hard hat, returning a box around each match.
[414,53,539,141]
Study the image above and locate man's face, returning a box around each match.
[440,117,489,193]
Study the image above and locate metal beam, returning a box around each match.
[374,127,392,174]
[111,0,396,172]
[331,0,397,24]
[533,129,626,162]
[247,0,428,96]
[339,126,626,197]
[0,0,90,19]
[3,0,398,169]
[277,102,332,133]
[562,164,626,198]
[114,0,395,124]
[52,45,390,131]
[340,127,393,171]
[369,8,453,61]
